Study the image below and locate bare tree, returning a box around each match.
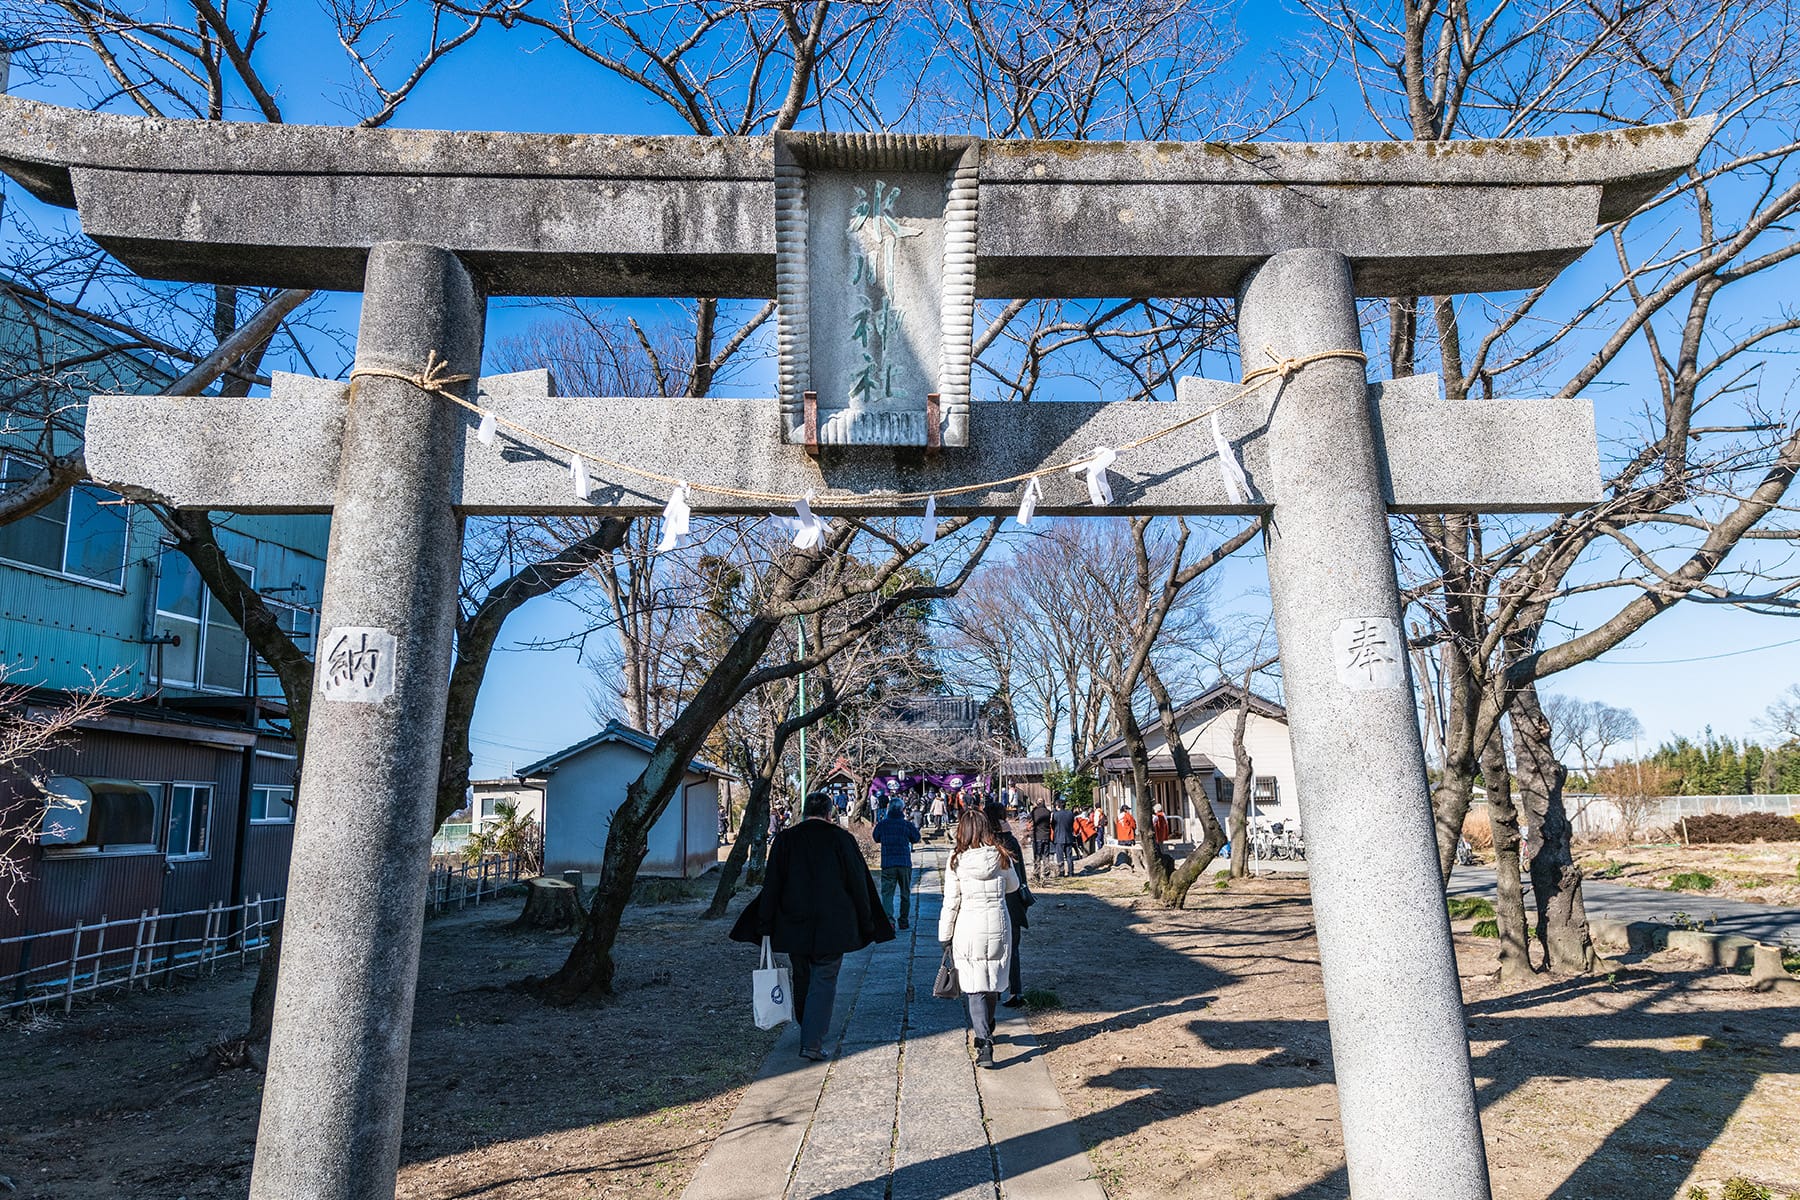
[1543,694,1644,780]
[702,572,944,917]
[1756,682,1800,743]
[1300,0,1800,973]
[0,669,117,909]
[531,514,1002,1002]
[1087,517,1259,902]
[1183,616,1278,880]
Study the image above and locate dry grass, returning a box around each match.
[1578,841,1800,907]
[1463,808,1495,851]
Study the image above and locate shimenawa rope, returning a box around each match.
[346,346,1368,509]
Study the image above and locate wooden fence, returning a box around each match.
[1,894,284,1014]
[2,854,526,1015]
[425,852,525,913]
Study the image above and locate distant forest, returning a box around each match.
[1576,733,1800,797]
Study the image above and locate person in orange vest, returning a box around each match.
[1151,803,1171,846]
[1112,802,1140,871]
[1114,802,1137,843]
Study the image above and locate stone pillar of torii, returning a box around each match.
[0,98,1708,1200]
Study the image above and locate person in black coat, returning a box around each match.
[984,800,1032,1008]
[730,789,894,1059]
[1050,798,1079,877]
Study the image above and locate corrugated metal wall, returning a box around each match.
[0,556,152,695]
[0,724,298,957]
[243,745,299,899]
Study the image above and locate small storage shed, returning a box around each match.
[521,721,731,880]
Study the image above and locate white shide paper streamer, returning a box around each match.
[1069,445,1116,506]
[1211,412,1249,505]
[792,490,827,550]
[656,481,691,552]
[1015,477,1043,527]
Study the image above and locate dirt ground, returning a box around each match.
[1019,869,1800,1200]
[0,888,776,1200]
[7,863,1798,1200]
[1577,841,1800,908]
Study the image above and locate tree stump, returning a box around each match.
[1749,943,1799,994]
[512,877,584,931]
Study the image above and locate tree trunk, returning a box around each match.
[1479,730,1531,981]
[705,748,777,919]
[1433,757,1478,882]
[1117,703,1169,891]
[1227,696,1255,878]
[514,877,584,931]
[1513,682,1595,974]
[1430,633,1482,882]
[246,915,284,1045]
[1144,662,1228,907]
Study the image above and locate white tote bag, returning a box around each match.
[753,936,794,1030]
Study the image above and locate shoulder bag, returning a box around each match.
[933,945,962,999]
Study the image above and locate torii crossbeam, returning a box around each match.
[0,93,1709,1200]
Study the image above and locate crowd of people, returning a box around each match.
[731,780,1182,1070]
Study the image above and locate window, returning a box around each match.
[39,778,161,855]
[1253,776,1279,806]
[271,601,316,645]
[0,456,130,587]
[153,547,253,692]
[255,600,317,698]
[166,784,212,859]
[249,785,295,824]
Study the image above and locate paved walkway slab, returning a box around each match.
[1448,870,1800,944]
[683,847,1105,1200]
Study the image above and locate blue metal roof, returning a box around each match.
[518,719,734,780]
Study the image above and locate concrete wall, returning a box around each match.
[1101,706,1301,840]
[542,740,720,878]
[472,782,544,829]
[1183,709,1302,830]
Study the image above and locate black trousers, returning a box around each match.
[967,990,999,1042]
[789,953,842,1054]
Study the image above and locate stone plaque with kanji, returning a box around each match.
[774,133,978,449]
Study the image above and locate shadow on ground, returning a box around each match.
[2,865,1795,1199]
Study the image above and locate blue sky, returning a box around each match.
[6,3,1796,774]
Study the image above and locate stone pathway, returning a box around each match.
[1448,870,1800,944]
[682,847,1105,1200]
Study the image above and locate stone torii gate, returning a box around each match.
[0,97,1706,1200]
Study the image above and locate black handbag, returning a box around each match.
[933,946,962,999]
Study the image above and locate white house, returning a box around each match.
[520,721,733,880]
[470,778,545,829]
[1092,684,1299,839]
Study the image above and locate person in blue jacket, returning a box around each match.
[871,800,922,929]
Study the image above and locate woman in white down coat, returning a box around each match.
[938,809,1019,1068]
